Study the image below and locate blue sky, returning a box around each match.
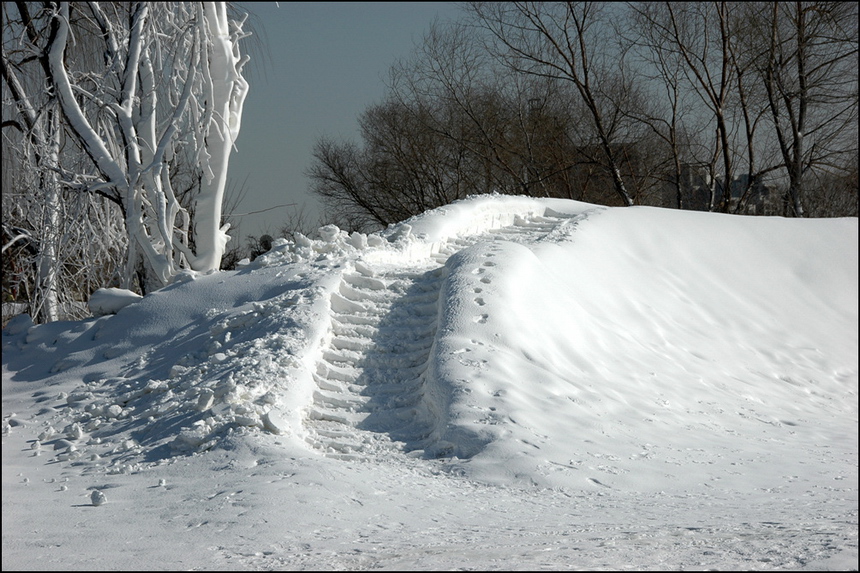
[228,2,464,242]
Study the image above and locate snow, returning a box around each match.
[87,288,143,317]
[3,195,857,570]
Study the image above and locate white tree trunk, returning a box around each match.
[50,2,172,288]
[193,2,250,272]
[4,50,60,321]
[35,111,62,323]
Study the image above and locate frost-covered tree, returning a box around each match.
[3,2,249,298]
[2,2,129,322]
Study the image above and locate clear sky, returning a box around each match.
[227,2,464,242]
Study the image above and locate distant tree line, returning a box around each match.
[308,1,858,232]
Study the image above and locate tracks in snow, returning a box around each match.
[305,263,446,459]
[304,209,582,459]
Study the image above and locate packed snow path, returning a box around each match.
[304,210,581,459]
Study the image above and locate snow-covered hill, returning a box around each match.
[3,196,857,570]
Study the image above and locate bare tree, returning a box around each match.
[388,21,603,201]
[2,2,118,321]
[754,1,858,217]
[469,2,636,206]
[307,137,390,232]
[2,127,128,324]
[627,3,712,209]
[308,10,658,228]
[631,2,741,212]
[803,154,859,217]
[306,2,856,227]
[387,21,537,199]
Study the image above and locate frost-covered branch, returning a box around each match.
[48,3,129,191]
[36,1,251,290]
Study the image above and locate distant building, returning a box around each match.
[664,164,780,215]
[720,173,780,216]
[658,163,711,211]
[679,164,713,211]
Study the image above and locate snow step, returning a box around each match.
[331,318,377,338]
[316,362,361,383]
[313,389,369,411]
[322,348,363,367]
[342,273,387,291]
[354,261,377,277]
[339,282,391,303]
[533,215,567,223]
[302,210,583,460]
[330,292,371,314]
[331,313,380,327]
[307,407,365,425]
[313,375,349,393]
[306,263,455,459]
[331,335,375,353]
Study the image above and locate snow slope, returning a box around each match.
[3,195,858,570]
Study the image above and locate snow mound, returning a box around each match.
[2,196,856,495]
[434,207,857,490]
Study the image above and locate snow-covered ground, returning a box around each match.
[3,195,857,570]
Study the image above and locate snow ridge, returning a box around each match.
[304,208,584,460]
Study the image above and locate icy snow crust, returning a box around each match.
[3,195,858,569]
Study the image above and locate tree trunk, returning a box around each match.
[193,2,249,272]
[34,110,61,322]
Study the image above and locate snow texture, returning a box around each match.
[3,195,857,570]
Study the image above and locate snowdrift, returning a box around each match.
[433,206,857,491]
[3,196,857,495]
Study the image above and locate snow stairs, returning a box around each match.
[304,209,579,460]
[305,263,446,459]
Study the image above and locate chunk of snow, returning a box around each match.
[90,490,106,506]
[2,312,33,334]
[88,288,142,317]
[262,408,289,435]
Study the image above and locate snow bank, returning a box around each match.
[433,207,858,490]
[3,197,856,493]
